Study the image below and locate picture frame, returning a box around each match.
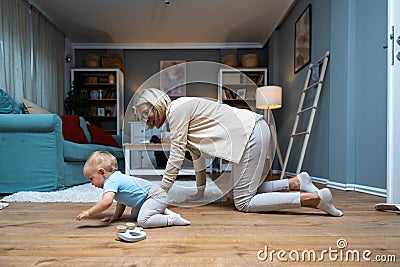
[236,88,247,99]
[97,107,105,117]
[160,60,186,96]
[294,5,311,73]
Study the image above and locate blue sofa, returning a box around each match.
[0,114,125,193]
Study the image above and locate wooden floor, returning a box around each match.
[0,180,399,266]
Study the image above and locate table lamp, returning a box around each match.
[256,86,284,175]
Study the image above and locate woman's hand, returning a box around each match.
[187,189,205,201]
[185,168,207,201]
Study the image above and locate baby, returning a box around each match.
[76,151,190,228]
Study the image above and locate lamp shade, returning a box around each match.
[256,86,282,109]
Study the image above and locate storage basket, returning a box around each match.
[220,54,238,67]
[101,54,123,70]
[241,53,259,67]
[83,54,100,67]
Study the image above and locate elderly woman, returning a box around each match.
[133,88,342,216]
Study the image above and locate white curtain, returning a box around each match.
[30,5,65,114]
[0,0,65,114]
[0,0,31,102]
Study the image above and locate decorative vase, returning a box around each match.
[108,73,115,84]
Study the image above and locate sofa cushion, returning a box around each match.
[88,124,120,147]
[60,115,89,144]
[21,98,52,114]
[63,140,123,161]
[0,89,23,114]
[0,114,61,133]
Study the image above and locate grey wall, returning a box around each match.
[123,49,219,109]
[354,1,387,188]
[269,0,331,179]
[75,48,268,110]
[122,48,267,109]
[331,0,387,188]
[270,0,387,189]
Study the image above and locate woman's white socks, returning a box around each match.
[317,188,343,217]
[297,172,319,192]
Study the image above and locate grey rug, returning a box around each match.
[1,178,225,206]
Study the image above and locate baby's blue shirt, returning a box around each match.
[103,171,153,208]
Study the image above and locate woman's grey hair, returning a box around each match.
[133,88,171,128]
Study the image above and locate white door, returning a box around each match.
[387,0,400,203]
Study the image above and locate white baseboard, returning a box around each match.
[273,170,387,198]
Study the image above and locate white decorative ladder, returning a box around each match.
[280,51,330,179]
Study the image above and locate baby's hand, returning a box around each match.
[76,210,90,221]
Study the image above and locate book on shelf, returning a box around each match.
[257,74,264,85]
[223,88,235,100]
[104,105,117,117]
[103,89,111,99]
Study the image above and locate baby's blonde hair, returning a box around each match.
[133,88,171,128]
[83,151,118,177]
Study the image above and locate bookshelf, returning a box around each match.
[216,67,268,172]
[218,67,268,111]
[70,68,124,134]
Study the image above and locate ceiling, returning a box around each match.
[29,0,296,49]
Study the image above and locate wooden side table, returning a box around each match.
[123,143,195,176]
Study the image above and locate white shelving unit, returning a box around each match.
[129,121,161,169]
[70,68,124,135]
[126,122,196,176]
[218,67,268,111]
[217,67,268,171]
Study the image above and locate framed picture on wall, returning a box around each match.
[294,5,311,73]
[160,60,186,96]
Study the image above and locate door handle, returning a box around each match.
[390,26,395,65]
[397,36,400,46]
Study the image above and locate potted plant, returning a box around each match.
[64,77,98,125]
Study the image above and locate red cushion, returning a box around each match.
[87,125,120,148]
[60,115,89,144]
